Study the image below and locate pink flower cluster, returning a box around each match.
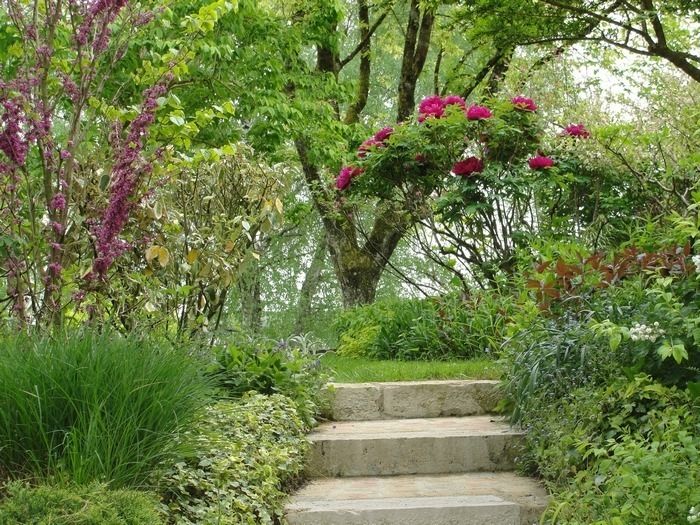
[92,83,166,276]
[50,192,67,211]
[528,155,555,170]
[336,165,364,190]
[77,0,129,53]
[0,99,28,166]
[358,126,394,158]
[418,95,493,123]
[452,157,484,177]
[511,96,538,112]
[466,105,492,121]
[562,123,590,138]
[335,93,585,191]
[418,95,447,121]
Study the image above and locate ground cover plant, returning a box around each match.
[159,394,310,525]
[0,483,163,525]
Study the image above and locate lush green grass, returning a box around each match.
[0,331,213,487]
[320,353,502,382]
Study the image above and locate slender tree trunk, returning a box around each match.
[294,231,327,332]
[238,266,262,333]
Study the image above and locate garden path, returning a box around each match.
[285,380,548,525]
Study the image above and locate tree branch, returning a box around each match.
[339,6,390,68]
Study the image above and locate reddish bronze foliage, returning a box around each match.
[527,244,692,309]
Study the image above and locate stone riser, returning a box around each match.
[286,495,521,525]
[326,380,500,421]
[306,433,522,477]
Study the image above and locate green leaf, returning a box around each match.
[169,115,186,126]
[657,341,688,364]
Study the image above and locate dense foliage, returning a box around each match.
[501,210,700,522]
[208,334,327,425]
[159,395,309,525]
[1,0,699,523]
[335,291,529,360]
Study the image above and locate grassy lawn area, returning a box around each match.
[320,353,503,382]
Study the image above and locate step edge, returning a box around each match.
[286,494,518,511]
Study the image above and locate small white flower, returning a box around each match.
[629,322,665,342]
[692,254,700,268]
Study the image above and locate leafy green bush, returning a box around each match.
[524,375,693,482]
[589,273,700,389]
[159,394,309,525]
[501,272,700,422]
[334,292,528,360]
[529,377,700,524]
[0,332,213,487]
[209,335,326,425]
[0,482,163,525]
[501,311,626,423]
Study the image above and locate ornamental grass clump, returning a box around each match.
[0,331,213,487]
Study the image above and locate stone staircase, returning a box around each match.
[285,380,548,525]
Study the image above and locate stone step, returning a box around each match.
[306,416,522,477]
[325,380,500,421]
[286,472,548,525]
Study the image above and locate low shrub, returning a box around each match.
[0,331,213,487]
[208,335,326,425]
[334,291,529,360]
[0,482,163,525]
[501,311,625,423]
[501,272,700,422]
[529,377,700,524]
[159,394,309,525]
[524,375,694,482]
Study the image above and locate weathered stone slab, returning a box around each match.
[286,495,520,525]
[305,416,523,477]
[288,472,549,525]
[325,380,501,421]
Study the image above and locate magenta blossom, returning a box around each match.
[443,95,467,109]
[0,99,28,166]
[528,155,555,170]
[92,83,167,277]
[357,138,382,158]
[562,123,590,138]
[358,127,394,158]
[452,157,484,177]
[50,221,64,235]
[336,165,364,190]
[50,192,67,211]
[466,105,493,121]
[418,95,445,121]
[47,262,62,277]
[511,96,538,112]
[373,126,394,143]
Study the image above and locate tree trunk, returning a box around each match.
[238,266,262,333]
[291,1,434,308]
[294,231,327,332]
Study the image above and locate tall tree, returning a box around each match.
[459,0,700,83]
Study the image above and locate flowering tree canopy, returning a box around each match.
[335,94,577,198]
